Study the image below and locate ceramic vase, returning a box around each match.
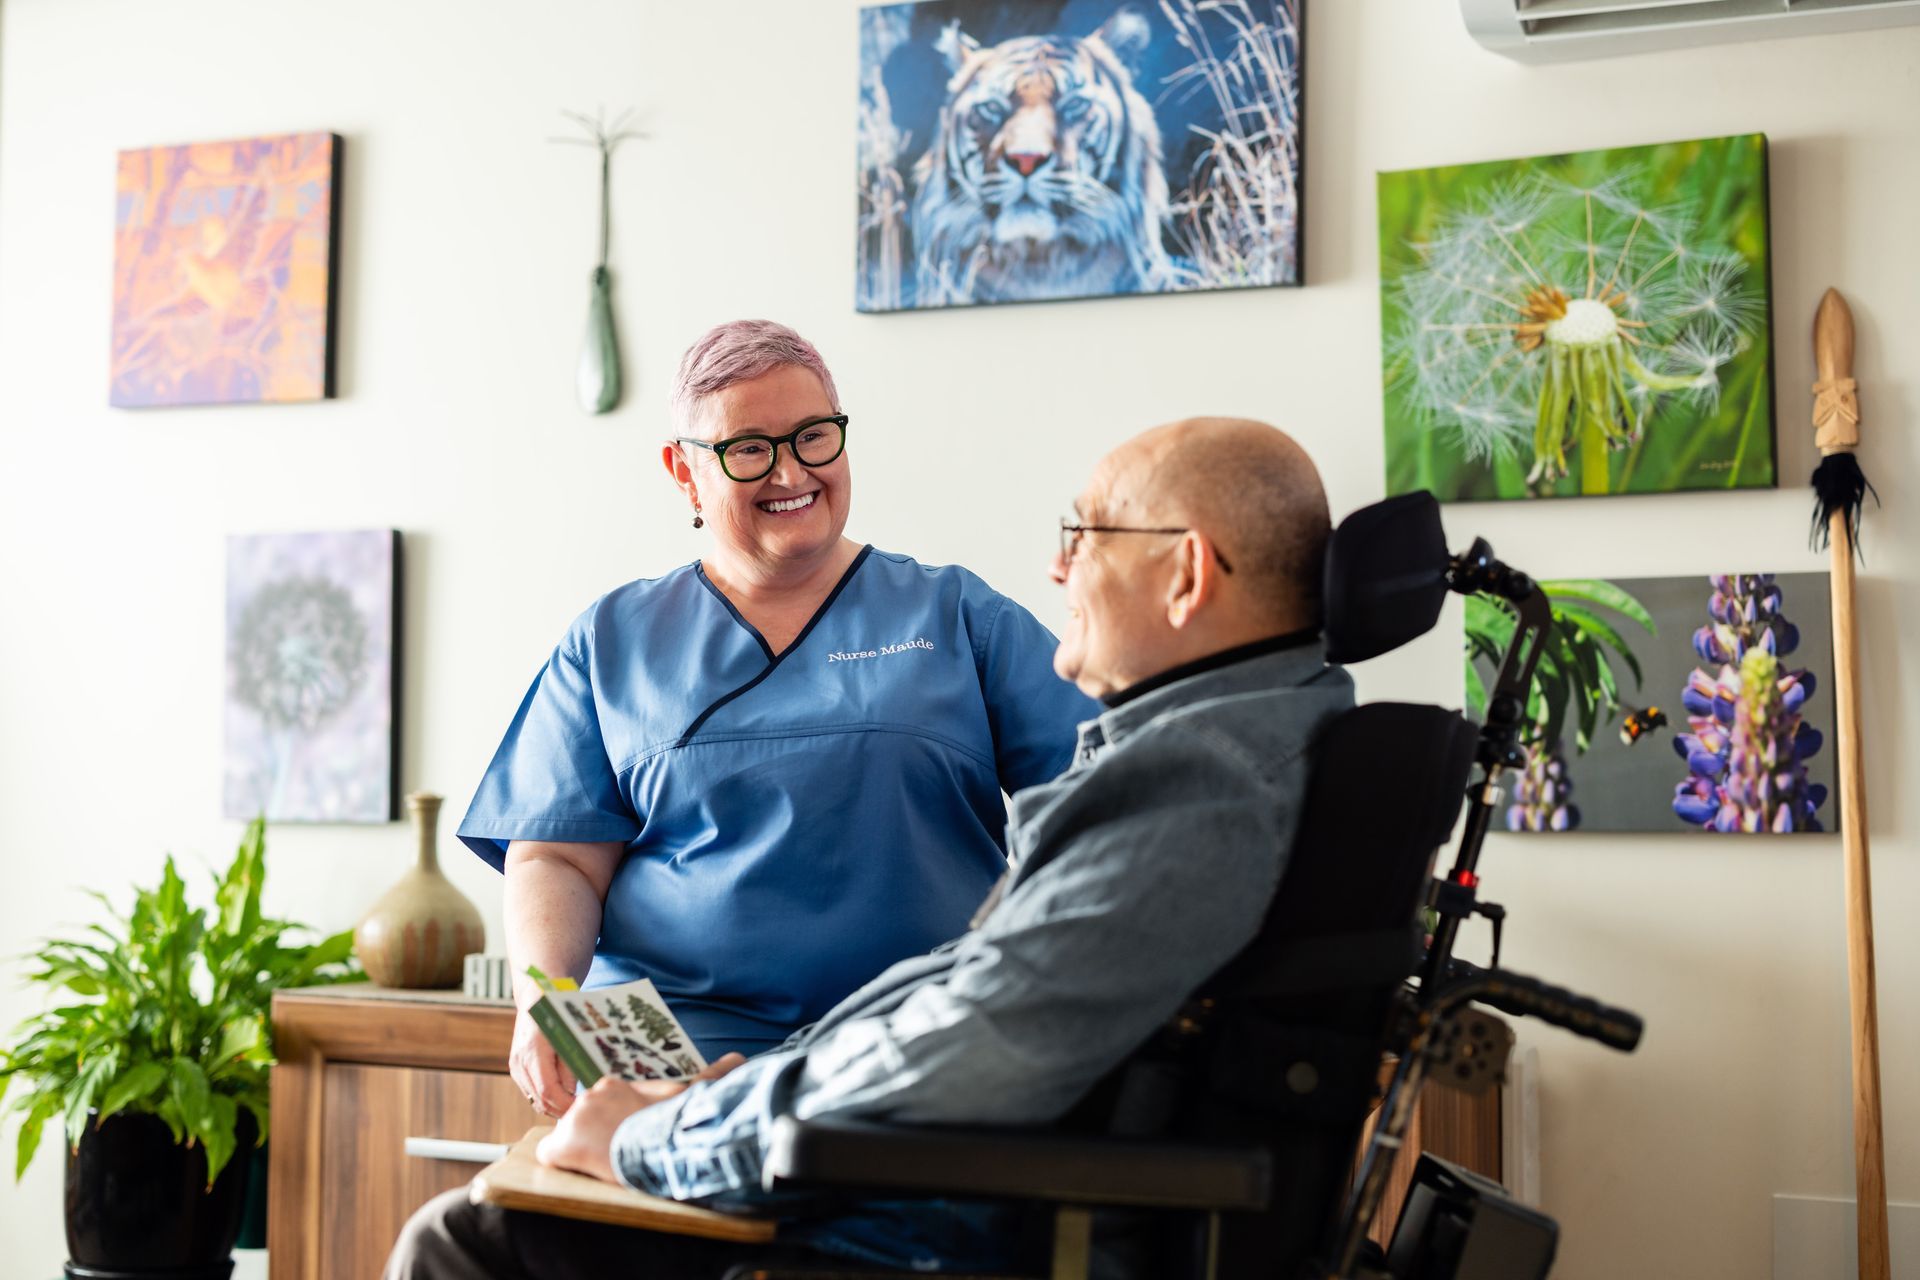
[354,791,484,988]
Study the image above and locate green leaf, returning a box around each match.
[1592,639,1621,711]
[97,1061,169,1120]
[216,819,266,942]
[1553,603,1645,689]
[1463,595,1516,655]
[237,1093,272,1146]
[1536,670,1569,749]
[153,1097,185,1144]
[200,1095,239,1185]
[1565,634,1604,753]
[167,1060,212,1145]
[278,930,357,990]
[1463,654,1489,721]
[62,1051,119,1151]
[14,1090,61,1180]
[212,1017,266,1067]
[1559,644,1589,756]
[1541,579,1656,633]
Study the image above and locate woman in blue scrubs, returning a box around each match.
[461,319,1097,1115]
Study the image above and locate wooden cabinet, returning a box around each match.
[269,985,528,1280]
[1365,1076,1504,1248]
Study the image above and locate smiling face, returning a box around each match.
[670,364,852,576]
[1048,447,1177,699]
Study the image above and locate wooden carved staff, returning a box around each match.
[1809,287,1889,1280]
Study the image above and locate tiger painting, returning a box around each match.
[909,9,1175,306]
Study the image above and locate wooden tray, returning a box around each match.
[469,1126,777,1243]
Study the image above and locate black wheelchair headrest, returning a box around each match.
[1322,491,1450,664]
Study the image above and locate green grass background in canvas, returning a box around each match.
[1378,133,1774,502]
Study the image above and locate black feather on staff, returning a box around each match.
[1810,441,1877,555]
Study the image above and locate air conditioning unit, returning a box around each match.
[1461,0,1920,62]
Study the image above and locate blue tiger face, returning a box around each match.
[946,38,1133,246]
[910,9,1174,303]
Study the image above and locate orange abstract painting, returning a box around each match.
[111,131,340,407]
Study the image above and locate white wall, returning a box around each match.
[0,1,1913,1276]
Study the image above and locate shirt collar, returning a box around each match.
[1082,629,1329,754]
[1102,627,1323,710]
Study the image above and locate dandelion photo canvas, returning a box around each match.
[1465,572,1833,836]
[112,132,341,407]
[857,0,1302,311]
[224,530,400,824]
[1381,134,1774,502]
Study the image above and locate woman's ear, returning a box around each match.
[661,442,696,500]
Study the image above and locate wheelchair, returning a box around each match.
[721,491,1645,1280]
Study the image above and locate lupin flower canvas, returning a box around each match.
[1380,134,1775,501]
[1466,572,1835,836]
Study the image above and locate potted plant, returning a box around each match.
[1,819,357,1277]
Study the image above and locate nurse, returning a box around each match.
[460,319,1098,1116]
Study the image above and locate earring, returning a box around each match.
[691,504,704,530]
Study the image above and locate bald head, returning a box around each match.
[1106,417,1330,629]
[1054,418,1330,696]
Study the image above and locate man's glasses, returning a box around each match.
[1059,519,1234,573]
[676,414,848,483]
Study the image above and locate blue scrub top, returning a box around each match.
[459,546,1098,1058]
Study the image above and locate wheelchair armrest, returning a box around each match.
[763,1117,1270,1212]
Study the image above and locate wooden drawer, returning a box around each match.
[317,1063,529,1280]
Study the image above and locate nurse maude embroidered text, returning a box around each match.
[827,637,936,663]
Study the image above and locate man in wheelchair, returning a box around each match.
[387,416,1356,1278]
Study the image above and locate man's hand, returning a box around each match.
[535,1055,748,1183]
[535,1078,658,1182]
[699,1052,748,1082]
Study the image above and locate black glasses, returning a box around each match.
[1059,519,1234,573]
[676,414,848,483]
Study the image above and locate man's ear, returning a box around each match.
[1166,531,1230,629]
[1165,531,1215,629]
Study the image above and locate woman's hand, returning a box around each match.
[510,1006,578,1118]
[501,839,624,1116]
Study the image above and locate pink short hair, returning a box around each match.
[669,319,842,433]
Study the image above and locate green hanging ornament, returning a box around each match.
[554,107,642,415]
[581,262,619,415]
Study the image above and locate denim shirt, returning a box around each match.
[610,641,1355,1268]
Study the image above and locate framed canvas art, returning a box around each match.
[112,131,342,407]
[858,0,1303,311]
[1380,133,1774,501]
[1467,572,1833,836]
[224,530,400,824]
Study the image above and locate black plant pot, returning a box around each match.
[64,1107,258,1280]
